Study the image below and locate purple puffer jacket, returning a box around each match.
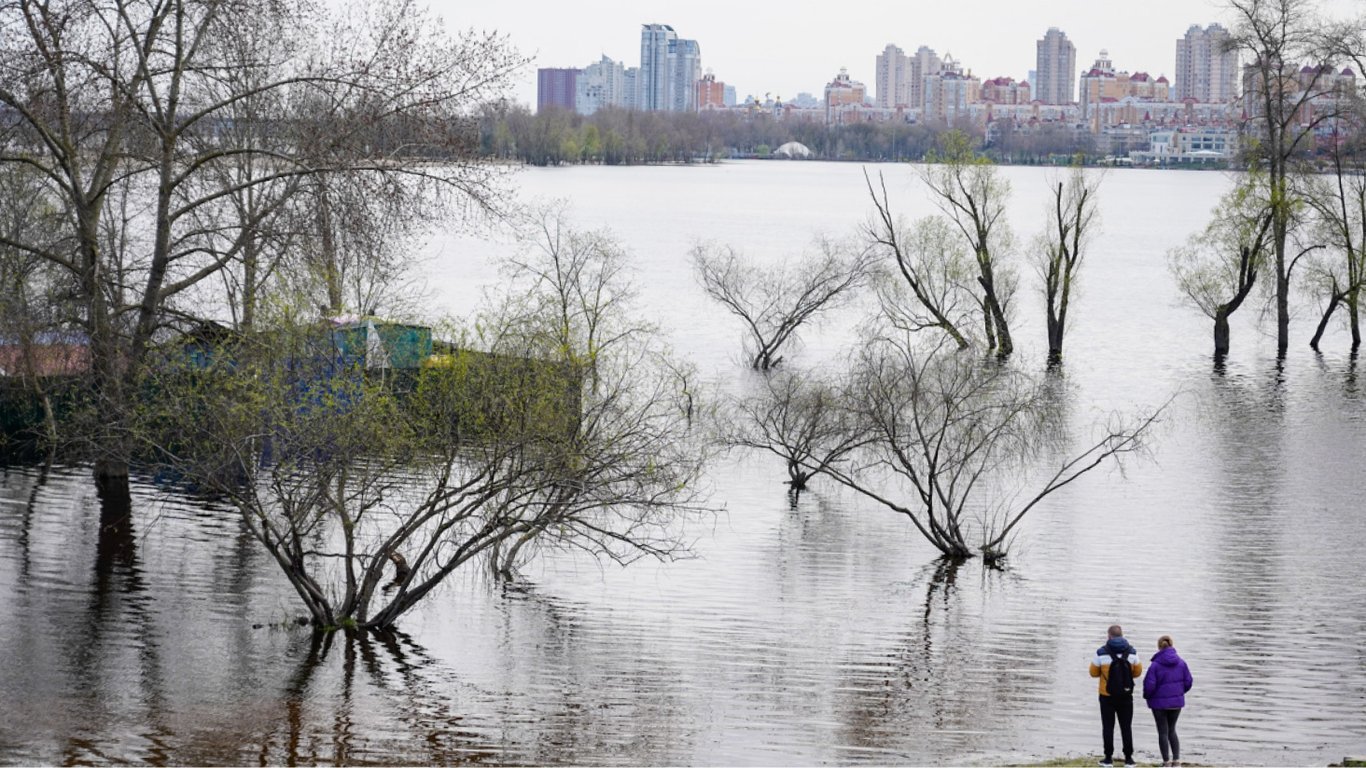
[1143,646,1193,709]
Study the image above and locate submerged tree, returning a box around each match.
[863,171,974,349]
[692,240,873,370]
[149,213,708,630]
[1169,175,1278,359]
[1302,96,1366,352]
[1227,0,1352,357]
[0,0,523,502]
[722,370,865,496]
[808,335,1159,563]
[919,131,1017,357]
[0,166,72,448]
[1035,165,1102,367]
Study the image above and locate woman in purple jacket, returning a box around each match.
[1143,635,1194,767]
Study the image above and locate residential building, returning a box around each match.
[537,68,578,112]
[697,72,726,110]
[1241,60,1356,130]
[876,44,913,108]
[1036,28,1076,104]
[981,76,1031,105]
[621,67,642,111]
[639,23,702,112]
[671,38,702,111]
[922,55,980,124]
[910,46,943,109]
[824,68,867,124]
[576,56,625,115]
[723,84,737,107]
[1078,50,1171,127]
[639,23,676,111]
[1175,24,1239,103]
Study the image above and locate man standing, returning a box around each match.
[1089,624,1143,766]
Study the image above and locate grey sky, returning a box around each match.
[440,0,1359,107]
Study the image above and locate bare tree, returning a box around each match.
[0,166,73,448]
[1303,94,1366,352]
[1227,0,1353,357]
[722,369,865,496]
[863,170,973,349]
[808,334,1158,563]
[919,130,1017,357]
[692,240,873,370]
[1035,164,1102,366]
[146,212,709,630]
[1169,174,1281,359]
[0,0,523,501]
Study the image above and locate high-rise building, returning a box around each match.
[922,55,980,124]
[639,23,701,112]
[671,38,702,112]
[537,68,579,112]
[640,23,676,111]
[875,44,912,108]
[723,84,737,107]
[622,67,642,111]
[910,46,943,109]
[1036,28,1076,104]
[577,56,625,115]
[1176,23,1239,103]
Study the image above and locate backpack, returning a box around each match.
[1107,650,1134,696]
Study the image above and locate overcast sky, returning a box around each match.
[438,0,1359,107]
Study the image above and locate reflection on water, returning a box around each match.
[4,164,1366,765]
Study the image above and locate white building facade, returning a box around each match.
[576,56,625,115]
[639,23,701,112]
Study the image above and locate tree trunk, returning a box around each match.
[1214,308,1231,359]
[981,301,997,352]
[1046,307,1063,366]
[1310,294,1342,352]
[242,237,258,331]
[990,296,1013,358]
[316,184,343,314]
[95,459,132,538]
[1350,290,1361,352]
[1276,267,1290,358]
[1273,171,1290,359]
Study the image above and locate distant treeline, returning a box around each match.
[475,104,1099,166]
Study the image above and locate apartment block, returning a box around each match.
[1036,28,1077,104]
[537,68,579,112]
[824,68,868,124]
[922,55,980,124]
[640,23,702,112]
[1176,24,1239,103]
[875,44,913,108]
[576,56,625,115]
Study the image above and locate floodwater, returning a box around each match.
[3,161,1366,766]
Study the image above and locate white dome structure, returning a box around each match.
[773,141,813,159]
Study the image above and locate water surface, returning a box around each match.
[3,162,1365,766]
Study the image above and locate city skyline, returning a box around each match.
[437,0,1358,108]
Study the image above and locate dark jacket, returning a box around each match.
[1143,646,1193,709]
[1089,637,1142,697]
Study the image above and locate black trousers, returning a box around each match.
[1099,694,1134,761]
[1152,707,1182,761]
